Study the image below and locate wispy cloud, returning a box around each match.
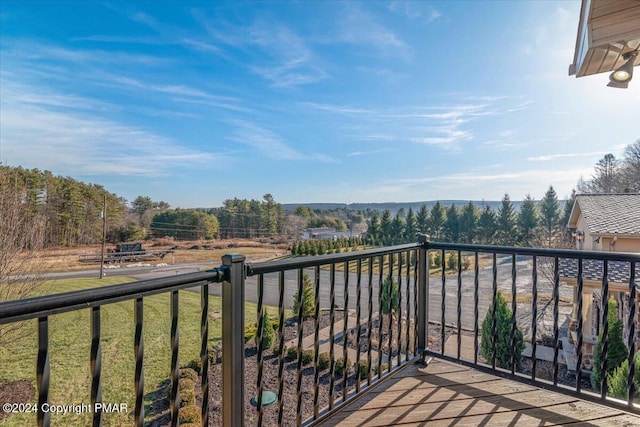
[347,148,392,156]
[388,1,441,22]
[227,120,336,163]
[0,78,224,176]
[333,6,410,58]
[192,11,328,87]
[303,100,522,149]
[528,150,619,162]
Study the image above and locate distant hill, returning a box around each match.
[284,200,568,215]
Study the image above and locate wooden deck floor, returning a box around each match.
[317,359,640,426]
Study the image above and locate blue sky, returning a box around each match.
[1,1,638,208]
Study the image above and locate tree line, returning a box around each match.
[365,187,574,248]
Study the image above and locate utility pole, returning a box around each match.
[99,194,107,279]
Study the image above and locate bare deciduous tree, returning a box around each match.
[0,167,46,344]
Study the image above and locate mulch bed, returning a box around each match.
[144,313,458,426]
[0,380,35,421]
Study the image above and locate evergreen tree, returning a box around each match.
[443,204,459,242]
[562,189,577,226]
[539,186,561,248]
[496,194,517,245]
[404,208,417,242]
[391,213,405,245]
[292,273,316,319]
[477,206,497,244]
[517,194,538,246]
[458,202,479,243]
[380,209,393,245]
[480,293,525,369]
[416,204,429,235]
[367,212,380,245]
[428,202,446,240]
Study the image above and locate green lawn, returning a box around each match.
[0,277,269,426]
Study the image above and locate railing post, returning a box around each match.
[222,254,245,427]
[417,234,429,364]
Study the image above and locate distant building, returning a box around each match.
[302,228,361,240]
[302,228,336,239]
[562,193,640,372]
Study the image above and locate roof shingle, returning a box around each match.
[574,194,640,235]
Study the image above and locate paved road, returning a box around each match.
[44,255,571,340]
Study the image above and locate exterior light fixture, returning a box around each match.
[608,51,638,88]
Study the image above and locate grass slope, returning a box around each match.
[0,277,260,426]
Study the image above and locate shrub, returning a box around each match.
[358,360,370,380]
[186,358,202,375]
[255,310,275,350]
[318,352,330,370]
[591,319,627,391]
[178,405,201,424]
[380,276,399,315]
[287,346,298,360]
[335,358,353,377]
[607,352,640,399]
[302,349,314,365]
[180,367,198,382]
[480,292,525,369]
[447,252,458,270]
[244,323,257,342]
[292,273,316,319]
[374,363,389,375]
[462,256,471,271]
[178,377,195,392]
[179,389,195,407]
[273,344,286,356]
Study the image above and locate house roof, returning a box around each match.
[559,258,640,284]
[569,0,640,78]
[568,194,640,236]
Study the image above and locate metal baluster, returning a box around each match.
[37,317,50,427]
[531,256,538,381]
[413,248,420,358]
[355,259,363,393]
[329,263,336,409]
[417,238,428,364]
[170,290,179,427]
[474,252,479,365]
[405,250,411,361]
[296,269,305,425]
[91,306,102,427]
[312,266,321,420]
[491,253,498,370]
[552,257,560,386]
[397,252,403,367]
[256,274,265,424]
[200,286,209,427]
[441,249,446,356]
[510,254,517,375]
[576,259,584,393]
[387,253,394,373]
[377,255,384,379]
[600,261,610,399]
[134,298,144,427]
[367,257,374,386]
[627,262,637,406]
[278,272,286,426]
[342,261,350,402]
[457,250,462,361]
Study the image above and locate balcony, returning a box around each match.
[1,239,639,426]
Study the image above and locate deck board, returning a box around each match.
[317,359,640,427]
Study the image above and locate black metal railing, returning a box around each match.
[1,239,639,427]
[244,243,422,426]
[0,269,225,427]
[424,240,640,415]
